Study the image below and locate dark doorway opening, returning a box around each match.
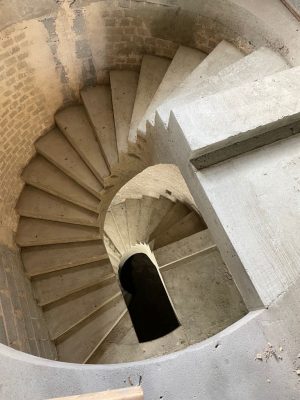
[119,253,180,343]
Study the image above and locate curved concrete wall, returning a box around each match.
[0,1,300,398]
[0,0,299,246]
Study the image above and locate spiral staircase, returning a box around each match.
[12,39,291,365]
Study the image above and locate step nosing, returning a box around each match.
[83,308,128,364]
[23,179,100,213]
[17,212,99,227]
[28,254,109,278]
[18,236,101,247]
[39,273,116,308]
[52,292,123,343]
[159,244,218,272]
[36,148,102,193]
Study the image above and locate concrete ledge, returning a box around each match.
[192,119,300,169]
[0,304,299,400]
[170,66,300,169]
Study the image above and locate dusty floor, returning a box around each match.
[89,247,248,363]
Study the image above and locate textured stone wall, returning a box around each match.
[0,245,57,359]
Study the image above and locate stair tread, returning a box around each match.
[157,40,244,125]
[129,55,171,143]
[45,279,120,340]
[84,308,128,364]
[158,45,289,129]
[38,273,116,308]
[17,218,101,247]
[33,261,114,306]
[104,211,126,255]
[147,196,174,238]
[154,211,207,249]
[55,105,110,183]
[17,185,98,226]
[125,198,141,246]
[22,155,100,212]
[154,229,215,266]
[22,240,107,277]
[81,85,118,169]
[138,46,206,134]
[88,312,189,364]
[111,203,130,251]
[171,46,289,113]
[110,70,139,155]
[150,201,190,240]
[36,128,103,197]
[55,293,125,363]
[136,196,155,242]
[54,292,123,343]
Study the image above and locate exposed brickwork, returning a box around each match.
[0,27,54,236]
[0,1,254,239]
[95,2,179,71]
[0,245,57,359]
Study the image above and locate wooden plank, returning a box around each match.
[47,386,143,400]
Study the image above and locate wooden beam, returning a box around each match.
[47,387,143,400]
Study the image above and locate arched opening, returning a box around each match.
[119,253,180,343]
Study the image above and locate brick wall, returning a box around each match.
[0,245,57,359]
[0,26,56,240]
[0,0,252,240]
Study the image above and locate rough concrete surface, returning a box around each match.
[0,0,300,399]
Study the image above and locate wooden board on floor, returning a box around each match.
[47,386,143,400]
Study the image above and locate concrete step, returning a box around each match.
[81,86,118,170]
[16,218,101,247]
[136,196,155,242]
[104,211,126,255]
[84,309,127,364]
[125,198,142,246]
[168,40,244,101]
[129,55,171,143]
[21,240,108,277]
[104,234,122,273]
[156,40,244,127]
[153,211,207,249]
[22,155,100,212]
[157,46,289,132]
[110,70,139,155]
[149,201,190,241]
[33,261,114,306]
[38,274,116,308]
[55,106,110,184]
[170,65,299,170]
[17,186,99,227]
[36,128,103,197]
[154,229,215,266]
[88,311,187,364]
[55,295,125,363]
[45,279,120,341]
[53,292,123,344]
[147,196,174,238]
[111,203,130,251]
[137,46,206,135]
